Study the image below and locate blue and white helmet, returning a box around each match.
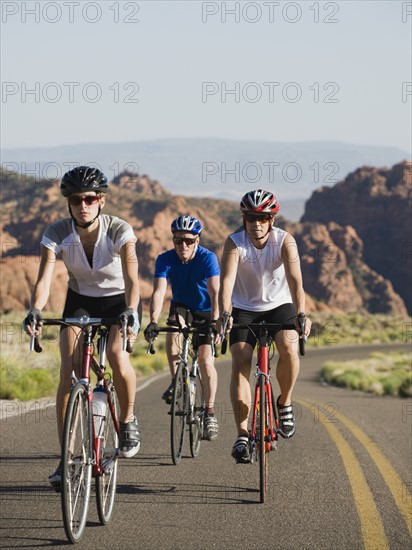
[171,215,202,235]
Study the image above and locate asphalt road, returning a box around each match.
[1,343,411,549]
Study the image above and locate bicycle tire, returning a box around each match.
[189,371,204,458]
[95,385,119,525]
[170,361,187,465]
[258,375,268,504]
[61,383,93,543]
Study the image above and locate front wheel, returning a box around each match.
[61,383,93,543]
[258,376,268,504]
[170,362,187,465]
[189,371,204,458]
[95,385,119,525]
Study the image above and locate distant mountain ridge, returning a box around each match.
[2,138,409,221]
[1,162,410,316]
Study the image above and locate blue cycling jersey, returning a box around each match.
[154,246,220,311]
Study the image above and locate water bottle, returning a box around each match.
[92,386,107,437]
[189,374,196,407]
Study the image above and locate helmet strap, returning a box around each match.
[69,205,101,229]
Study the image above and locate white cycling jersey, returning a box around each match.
[229,225,292,311]
[41,215,136,297]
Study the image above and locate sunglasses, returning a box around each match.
[244,213,273,223]
[68,195,100,206]
[173,236,198,246]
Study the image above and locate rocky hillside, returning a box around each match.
[0,165,409,316]
[302,161,412,314]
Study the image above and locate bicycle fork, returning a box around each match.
[179,336,196,424]
[251,346,278,453]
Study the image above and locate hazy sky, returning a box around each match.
[1,0,411,151]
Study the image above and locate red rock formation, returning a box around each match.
[302,162,412,313]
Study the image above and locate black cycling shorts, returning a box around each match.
[230,303,296,350]
[63,288,142,322]
[167,302,212,348]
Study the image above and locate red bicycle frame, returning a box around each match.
[250,333,277,454]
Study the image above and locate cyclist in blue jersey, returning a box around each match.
[144,215,220,441]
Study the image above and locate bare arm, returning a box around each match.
[281,233,311,335]
[281,233,305,313]
[219,237,239,315]
[149,277,168,323]
[120,239,140,311]
[23,245,56,335]
[31,246,57,311]
[206,275,220,321]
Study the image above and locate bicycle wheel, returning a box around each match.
[96,385,119,525]
[258,375,268,504]
[189,371,204,458]
[170,361,187,465]
[61,383,93,543]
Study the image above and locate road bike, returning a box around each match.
[28,311,131,543]
[147,308,215,465]
[222,313,306,503]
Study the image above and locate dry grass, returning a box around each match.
[321,352,411,397]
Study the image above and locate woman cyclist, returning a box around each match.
[23,166,142,487]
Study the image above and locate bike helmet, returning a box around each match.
[60,166,108,197]
[240,189,279,214]
[171,215,203,235]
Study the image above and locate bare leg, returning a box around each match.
[56,326,82,446]
[166,331,181,378]
[230,342,254,436]
[275,330,299,405]
[198,344,217,410]
[107,326,136,423]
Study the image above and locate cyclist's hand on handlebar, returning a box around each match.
[210,320,221,345]
[118,308,140,336]
[218,311,233,339]
[143,322,159,343]
[22,309,43,336]
[295,312,311,339]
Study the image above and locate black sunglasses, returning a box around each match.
[173,236,198,246]
[244,213,274,223]
[68,195,100,206]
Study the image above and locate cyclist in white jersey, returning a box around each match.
[23,166,141,487]
[219,189,312,463]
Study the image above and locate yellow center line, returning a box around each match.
[327,402,411,537]
[296,398,389,550]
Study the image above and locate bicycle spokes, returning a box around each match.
[61,384,92,543]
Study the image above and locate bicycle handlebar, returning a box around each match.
[28,316,131,353]
[146,326,179,355]
[221,319,306,357]
[146,324,217,357]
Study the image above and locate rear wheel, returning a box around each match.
[61,383,92,543]
[190,370,204,458]
[170,362,187,465]
[96,386,119,525]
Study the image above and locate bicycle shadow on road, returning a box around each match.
[116,481,259,504]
